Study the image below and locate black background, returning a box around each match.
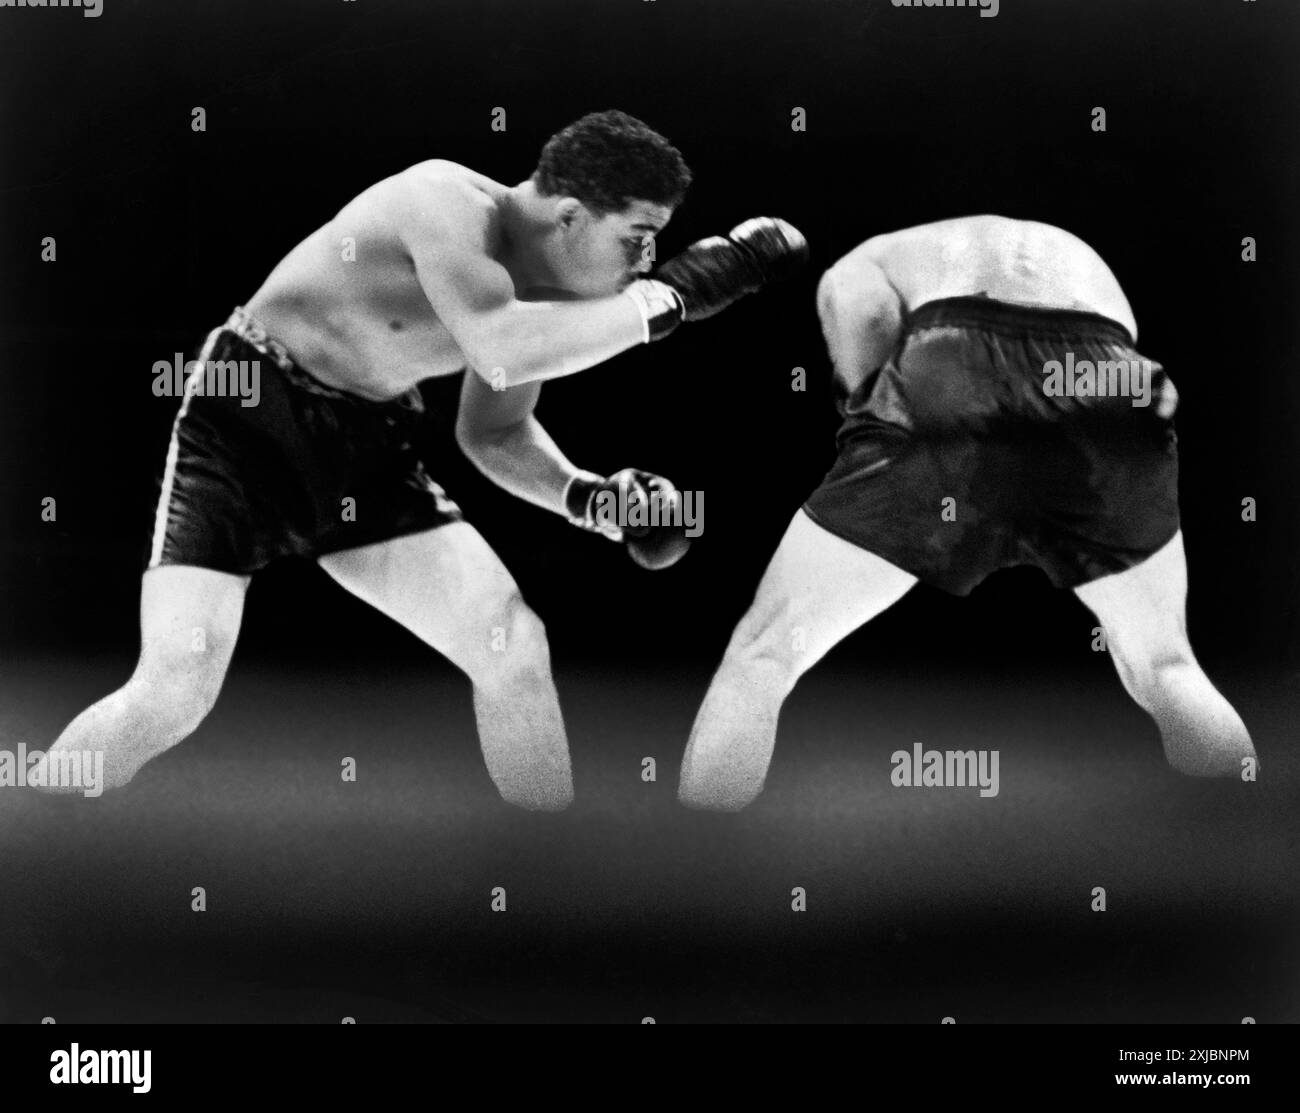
[1,0,1298,1029]
[2,0,1297,671]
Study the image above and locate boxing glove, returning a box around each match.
[622,216,809,341]
[564,468,693,570]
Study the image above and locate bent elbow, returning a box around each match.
[455,417,486,461]
[456,415,518,464]
[466,351,540,391]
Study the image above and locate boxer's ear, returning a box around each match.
[555,198,583,228]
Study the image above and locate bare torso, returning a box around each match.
[862,215,1138,338]
[245,161,508,401]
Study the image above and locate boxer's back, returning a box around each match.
[867,215,1137,339]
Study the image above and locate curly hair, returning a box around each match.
[533,110,692,215]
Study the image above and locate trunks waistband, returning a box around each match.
[217,306,423,414]
[905,295,1135,347]
[223,306,295,371]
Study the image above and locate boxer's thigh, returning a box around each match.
[730,509,918,668]
[317,521,537,673]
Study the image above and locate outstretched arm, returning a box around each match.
[401,177,808,389]
[403,183,646,389]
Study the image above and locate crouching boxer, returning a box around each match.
[678,215,1255,811]
[33,110,806,806]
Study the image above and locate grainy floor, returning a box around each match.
[2,653,1293,1023]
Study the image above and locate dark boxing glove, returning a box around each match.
[657,216,809,321]
[563,468,693,570]
[622,217,809,342]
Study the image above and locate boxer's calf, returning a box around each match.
[33,566,245,793]
[318,527,574,812]
[461,594,573,812]
[1074,532,1257,779]
[33,672,217,793]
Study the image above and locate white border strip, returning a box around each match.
[147,328,221,568]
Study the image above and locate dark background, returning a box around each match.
[1,0,1297,670]
[1,0,1297,1026]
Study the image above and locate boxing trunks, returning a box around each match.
[803,295,1180,595]
[147,307,462,575]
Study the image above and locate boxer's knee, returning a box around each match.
[722,601,805,690]
[1106,628,1195,708]
[469,590,551,688]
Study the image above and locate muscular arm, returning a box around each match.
[816,242,904,399]
[399,180,645,388]
[454,369,595,516]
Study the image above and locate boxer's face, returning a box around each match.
[552,198,673,298]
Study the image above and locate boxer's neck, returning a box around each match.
[499,180,565,291]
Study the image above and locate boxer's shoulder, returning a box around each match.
[818,239,905,325]
[383,161,506,245]
[818,250,899,317]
